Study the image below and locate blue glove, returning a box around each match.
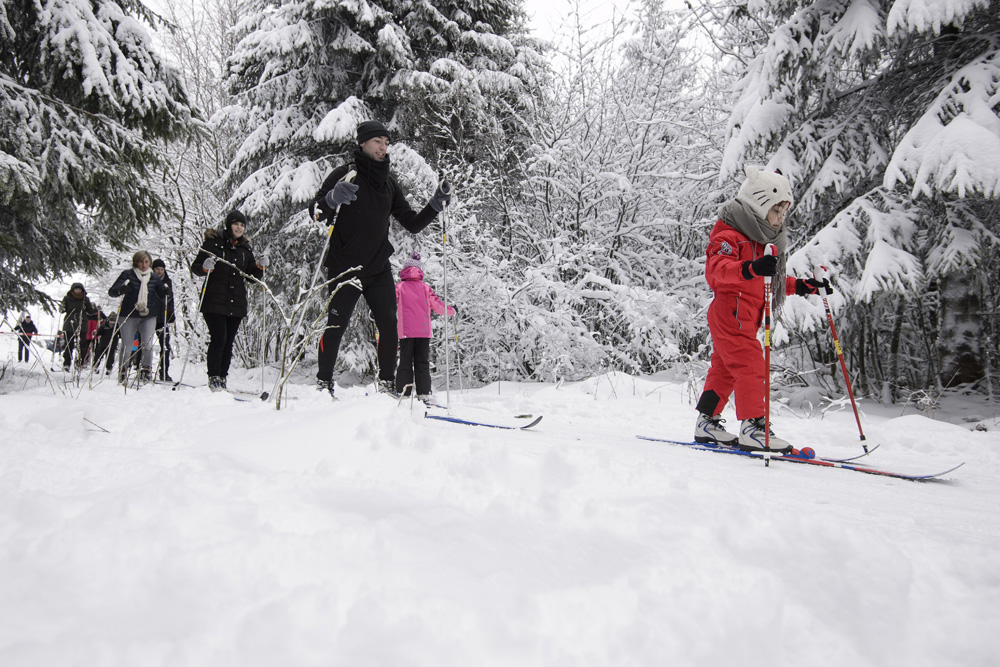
[429,182,452,213]
[325,181,359,208]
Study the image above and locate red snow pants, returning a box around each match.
[701,292,766,420]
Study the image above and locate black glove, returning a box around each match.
[795,278,831,296]
[325,181,359,208]
[429,182,452,213]
[742,255,778,279]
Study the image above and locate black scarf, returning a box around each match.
[718,199,789,316]
[354,149,390,191]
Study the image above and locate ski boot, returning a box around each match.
[316,379,337,401]
[694,413,738,445]
[738,417,792,454]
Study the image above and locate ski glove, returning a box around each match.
[741,255,778,279]
[202,256,217,272]
[795,278,831,296]
[325,181,359,208]
[257,255,269,269]
[429,182,452,213]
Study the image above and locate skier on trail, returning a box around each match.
[92,312,120,375]
[693,166,831,452]
[308,120,451,400]
[59,283,99,371]
[190,210,267,392]
[14,313,38,362]
[108,250,169,384]
[151,258,176,381]
[393,252,455,400]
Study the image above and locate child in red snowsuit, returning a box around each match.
[394,252,455,399]
[694,166,830,451]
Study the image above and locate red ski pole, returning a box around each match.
[815,266,868,452]
[763,244,776,467]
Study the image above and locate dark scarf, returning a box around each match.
[718,199,789,316]
[353,149,390,191]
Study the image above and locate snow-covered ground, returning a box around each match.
[1,333,997,666]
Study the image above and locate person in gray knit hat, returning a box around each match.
[692,165,832,452]
[307,120,453,400]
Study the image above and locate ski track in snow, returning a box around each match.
[0,361,997,666]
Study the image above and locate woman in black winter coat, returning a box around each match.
[108,250,168,383]
[190,209,266,391]
[59,282,99,370]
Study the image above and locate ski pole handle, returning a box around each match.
[814,265,834,295]
[439,179,453,196]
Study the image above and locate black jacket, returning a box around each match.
[108,269,168,319]
[15,320,38,344]
[190,228,263,318]
[312,150,437,278]
[156,271,176,326]
[59,284,99,333]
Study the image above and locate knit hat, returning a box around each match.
[71,282,85,293]
[403,252,422,271]
[225,209,248,231]
[735,166,794,222]
[357,120,390,145]
[151,258,166,270]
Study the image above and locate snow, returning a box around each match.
[1,333,998,665]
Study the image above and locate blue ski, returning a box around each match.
[426,414,543,430]
[635,436,962,481]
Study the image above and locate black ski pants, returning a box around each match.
[203,313,243,378]
[395,338,431,396]
[317,266,397,383]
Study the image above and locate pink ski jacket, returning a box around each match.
[396,266,454,339]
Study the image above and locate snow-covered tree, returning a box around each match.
[0,0,195,311]
[475,1,728,380]
[214,0,544,379]
[705,0,1000,398]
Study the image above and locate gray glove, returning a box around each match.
[257,255,269,269]
[429,182,452,213]
[325,181,359,208]
[202,256,217,272]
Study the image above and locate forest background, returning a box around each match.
[1,0,998,405]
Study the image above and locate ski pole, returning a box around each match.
[174,267,213,388]
[438,178,453,411]
[763,244,776,468]
[292,170,358,348]
[258,266,269,400]
[815,266,868,452]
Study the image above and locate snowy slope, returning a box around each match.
[0,356,997,666]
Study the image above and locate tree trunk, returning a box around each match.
[937,272,984,388]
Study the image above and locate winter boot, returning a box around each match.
[376,379,399,398]
[316,379,337,401]
[694,413,738,445]
[219,376,228,390]
[208,376,224,392]
[738,417,792,453]
[138,367,153,384]
[417,393,435,405]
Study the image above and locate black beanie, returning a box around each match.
[357,120,390,145]
[225,209,247,230]
[151,259,166,270]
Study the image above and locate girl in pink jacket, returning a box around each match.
[394,252,455,398]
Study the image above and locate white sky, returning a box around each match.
[525,0,633,41]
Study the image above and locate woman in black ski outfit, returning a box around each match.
[190,210,266,391]
[309,120,450,399]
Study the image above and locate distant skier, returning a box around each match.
[59,283,99,371]
[190,210,266,391]
[308,120,451,399]
[108,251,169,384]
[693,166,831,452]
[14,313,38,362]
[393,252,455,400]
[151,258,176,381]
[92,312,120,374]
